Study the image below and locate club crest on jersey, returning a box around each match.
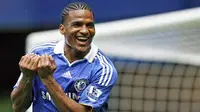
[74,79,88,92]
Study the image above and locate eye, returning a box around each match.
[71,22,82,28]
[87,23,94,28]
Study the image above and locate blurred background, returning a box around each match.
[1,0,200,111]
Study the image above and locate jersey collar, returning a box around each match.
[54,40,98,63]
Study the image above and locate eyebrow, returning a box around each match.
[70,20,94,25]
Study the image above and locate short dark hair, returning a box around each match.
[61,2,92,24]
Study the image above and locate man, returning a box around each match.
[11,2,118,112]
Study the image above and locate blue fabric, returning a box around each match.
[14,41,118,112]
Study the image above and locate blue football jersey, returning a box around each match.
[14,40,118,112]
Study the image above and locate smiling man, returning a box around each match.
[11,2,118,112]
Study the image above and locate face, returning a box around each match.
[60,10,95,53]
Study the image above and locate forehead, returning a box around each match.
[67,10,94,22]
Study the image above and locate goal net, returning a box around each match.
[26,7,200,112]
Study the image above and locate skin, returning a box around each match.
[60,9,95,63]
[11,9,95,112]
[11,54,40,112]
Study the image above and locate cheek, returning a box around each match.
[66,30,77,40]
[90,29,95,37]
[69,29,79,38]
[66,36,76,44]
[64,35,74,44]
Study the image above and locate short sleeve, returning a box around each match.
[13,72,23,89]
[79,63,118,112]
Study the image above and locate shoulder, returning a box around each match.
[92,50,118,86]
[94,50,116,70]
[29,41,58,55]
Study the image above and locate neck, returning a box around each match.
[64,45,90,63]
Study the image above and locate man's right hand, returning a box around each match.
[19,54,40,79]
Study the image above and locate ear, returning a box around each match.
[59,24,65,35]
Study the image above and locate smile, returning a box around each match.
[77,37,88,42]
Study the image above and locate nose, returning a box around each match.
[80,25,89,35]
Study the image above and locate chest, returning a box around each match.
[34,61,93,93]
[53,64,92,92]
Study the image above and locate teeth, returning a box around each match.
[77,37,88,41]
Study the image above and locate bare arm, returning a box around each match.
[37,55,93,112]
[11,54,40,112]
[11,75,33,112]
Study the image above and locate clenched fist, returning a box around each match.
[19,54,40,79]
[37,54,56,79]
